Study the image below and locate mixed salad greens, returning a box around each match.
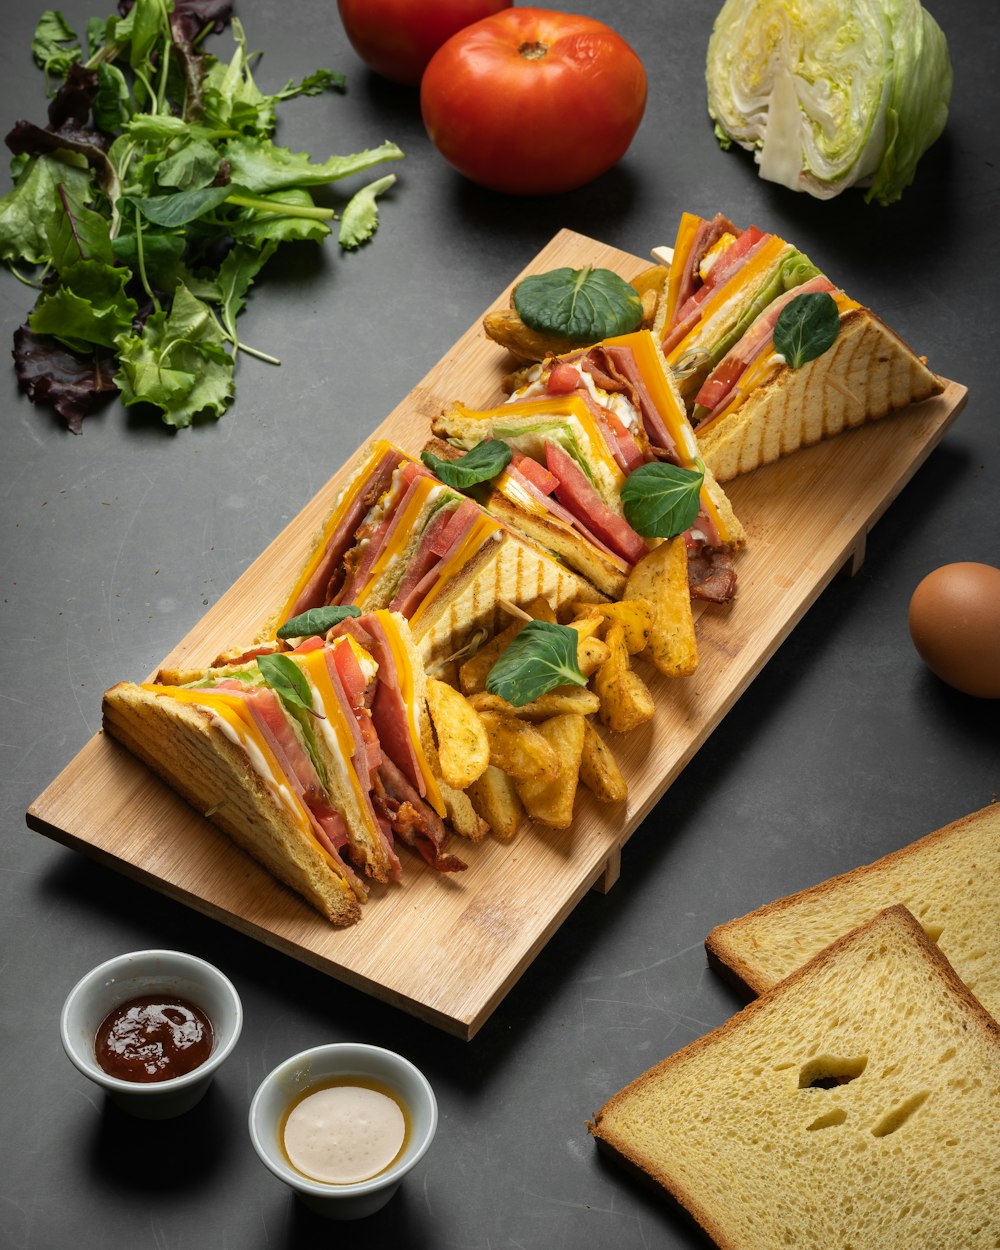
[1,0,403,431]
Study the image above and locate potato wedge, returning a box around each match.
[426,678,490,789]
[467,765,524,842]
[515,714,586,829]
[482,307,584,365]
[479,710,559,783]
[577,636,611,678]
[564,606,606,642]
[625,538,699,678]
[511,686,601,722]
[594,620,656,733]
[571,598,654,655]
[580,721,628,804]
[437,778,490,842]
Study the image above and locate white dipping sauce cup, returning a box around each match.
[60,949,242,1120]
[249,1043,438,1220]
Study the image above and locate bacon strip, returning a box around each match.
[372,755,466,873]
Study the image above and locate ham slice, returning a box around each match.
[289,448,401,616]
[332,613,428,800]
[694,275,838,417]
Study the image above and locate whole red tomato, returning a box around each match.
[337,0,513,87]
[420,8,647,195]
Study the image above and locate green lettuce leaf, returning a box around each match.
[0,155,92,265]
[339,174,396,250]
[706,0,952,204]
[223,136,404,193]
[114,283,233,426]
[29,260,137,350]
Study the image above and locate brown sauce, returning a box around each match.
[94,995,213,1083]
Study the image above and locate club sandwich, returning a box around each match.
[103,610,463,926]
[431,329,745,602]
[655,211,944,482]
[240,439,597,666]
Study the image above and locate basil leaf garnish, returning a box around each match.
[421,440,513,489]
[486,621,588,707]
[257,653,317,715]
[513,265,643,342]
[773,291,841,368]
[621,461,705,539]
[276,604,361,639]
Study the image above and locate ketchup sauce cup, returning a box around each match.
[249,1043,438,1220]
[60,949,243,1120]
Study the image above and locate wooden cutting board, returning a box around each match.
[26,230,967,1039]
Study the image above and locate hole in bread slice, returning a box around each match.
[798,1054,868,1090]
[806,1108,848,1131]
[870,1090,931,1138]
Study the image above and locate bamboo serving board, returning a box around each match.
[27,230,967,1039]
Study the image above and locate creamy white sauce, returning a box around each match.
[283,1084,406,1185]
[210,713,299,821]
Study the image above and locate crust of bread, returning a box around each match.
[102,682,361,925]
[412,528,600,665]
[590,905,1000,1250]
[697,308,944,482]
[705,802,1000,1019]
[482,489,629,598]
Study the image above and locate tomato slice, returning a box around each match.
[512,452,559,495]
[544,442,647,565]
[545,362,581,395]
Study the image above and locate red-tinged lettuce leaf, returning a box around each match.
[48,63,100,130]
[13,324,118,434]
[118,0,233,45]
[6,120,117,198]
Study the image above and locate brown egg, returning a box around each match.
[908,562,1000,698]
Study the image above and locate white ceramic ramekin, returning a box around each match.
[249,1042,438,1219]
[60,949,243,1119]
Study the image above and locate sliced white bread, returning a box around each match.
[102,681,362,925]
[696,308,944,483]
[706,802,1000,1021]
[590,905,1000,1250]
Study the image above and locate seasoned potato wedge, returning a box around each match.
[577,636,611,677]
[625,538,699,678]
[467,765,525,842]
[594,620,655,733]
[437,778,490,842]
[515,714,586,829]
[426,678,490,789]
[479,710,559,783]
[579,721,628,804]
[571,598,654,655]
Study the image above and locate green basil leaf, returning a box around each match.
[773,291,841,369]
[276,605,361,640]
[257,653,316,715]
[421,440,512,489]
[513,265,643,342]
[486,621,588,707]
[621,461,705,540]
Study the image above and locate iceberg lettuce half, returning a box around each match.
[705,0,952,204]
